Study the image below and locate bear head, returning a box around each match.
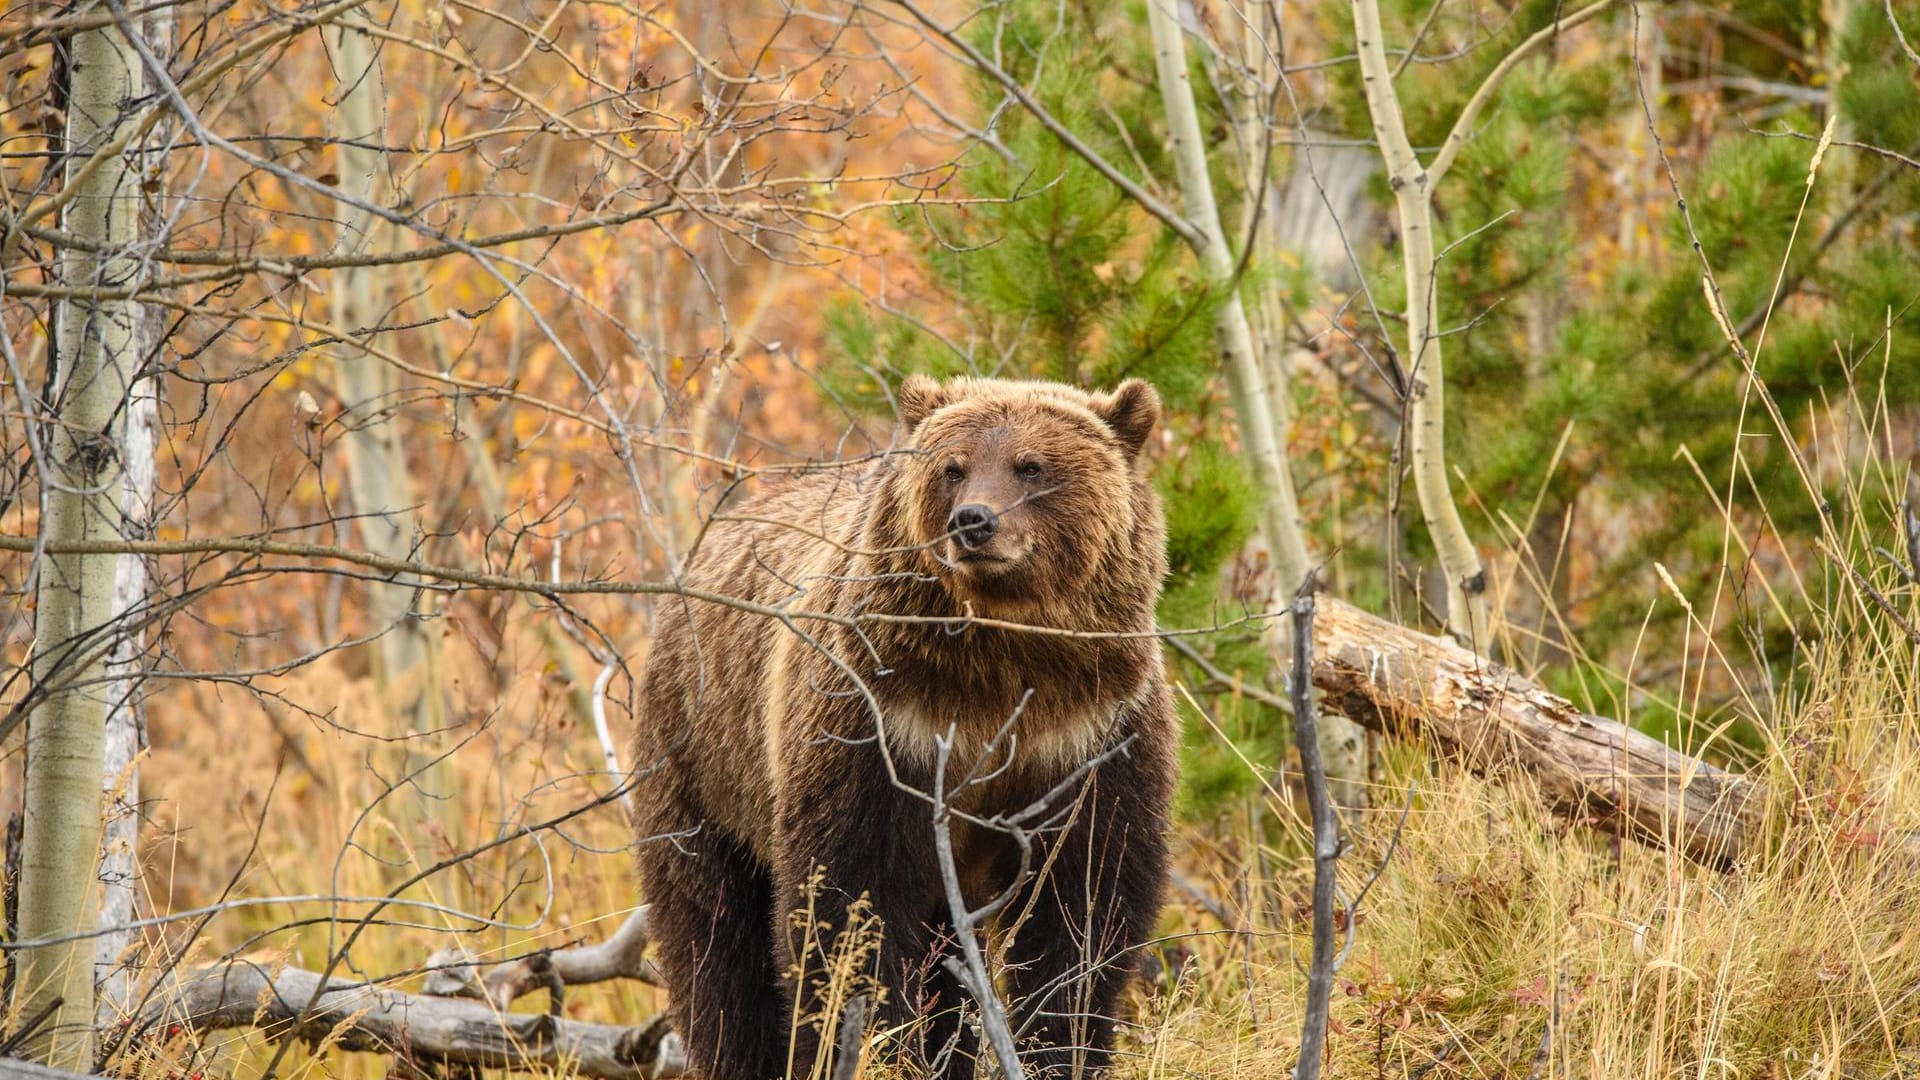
[891,375,1161,614]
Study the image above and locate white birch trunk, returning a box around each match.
[92,320,154,1022]
[17,5,146,1066]
[1350,0,1491,649]
[330,24,429,726]
[1145,0,1309,586]
[92,5,173,1020]
[1148,1,1368,803]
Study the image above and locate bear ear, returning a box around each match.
[896,373,947,430]
[1093,379,1161,458]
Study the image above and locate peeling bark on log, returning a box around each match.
[147,961,684,1079]
[1309,596,1918,869]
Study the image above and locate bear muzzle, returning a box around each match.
[948,502,1000,549]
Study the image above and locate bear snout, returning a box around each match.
[948,502,1000,548]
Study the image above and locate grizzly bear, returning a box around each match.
[630,375,1175,1079]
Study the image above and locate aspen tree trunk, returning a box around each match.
[1213,24,1292,455]
[93,281,159,1025]
[1146,3,1308,582]
[93,7,172,1020]
[1350,0,1491,649]
[17,5,146,1065]
[92,378,151,1027]
[1147,1,1368,802]
[330,24,431,728]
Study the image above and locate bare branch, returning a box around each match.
[1427,0,1620,186]
[1888,0,1920,68]
[425,907,664,1009]
[1285,574,1339,1080]
[931,727,1028,1080]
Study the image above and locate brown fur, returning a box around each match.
[630,376,1176,1079]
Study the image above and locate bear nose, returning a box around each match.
[948,503,1000,549]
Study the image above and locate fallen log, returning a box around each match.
[1307,595,1918,869]
[149,960,684,1079]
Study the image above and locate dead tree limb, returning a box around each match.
[147,960,684,1079]
[1287,578,1338,1080]
[1307,596,1918,869]
[425,907,663,1009]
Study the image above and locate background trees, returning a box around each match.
[2,0,1918,1076]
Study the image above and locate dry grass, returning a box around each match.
[1140,665,1920,1078]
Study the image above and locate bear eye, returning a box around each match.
[1016,461,1043,481]
[944,464,965,484]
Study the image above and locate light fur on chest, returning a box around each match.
[877,691,1131,778]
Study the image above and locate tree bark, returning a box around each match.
[422,907,663,1007]
[16,4,147,1066]
[1307,596,1920,869]
[1146,1,1311,586]
[95,2,173,1023]
[1350,0,1491,650]
[1147,0,1370,802]
[36,908,678,1080]
[1286,589,1337,1080]
[93,287,156,1027]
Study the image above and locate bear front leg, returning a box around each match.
[773,733,954,1077]
[1003,707,1173,1078]
[636,824,788,1080]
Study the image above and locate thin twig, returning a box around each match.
[1820,540,1920,646]
[1887,0,1920,68]
[931,726,1028,1080]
